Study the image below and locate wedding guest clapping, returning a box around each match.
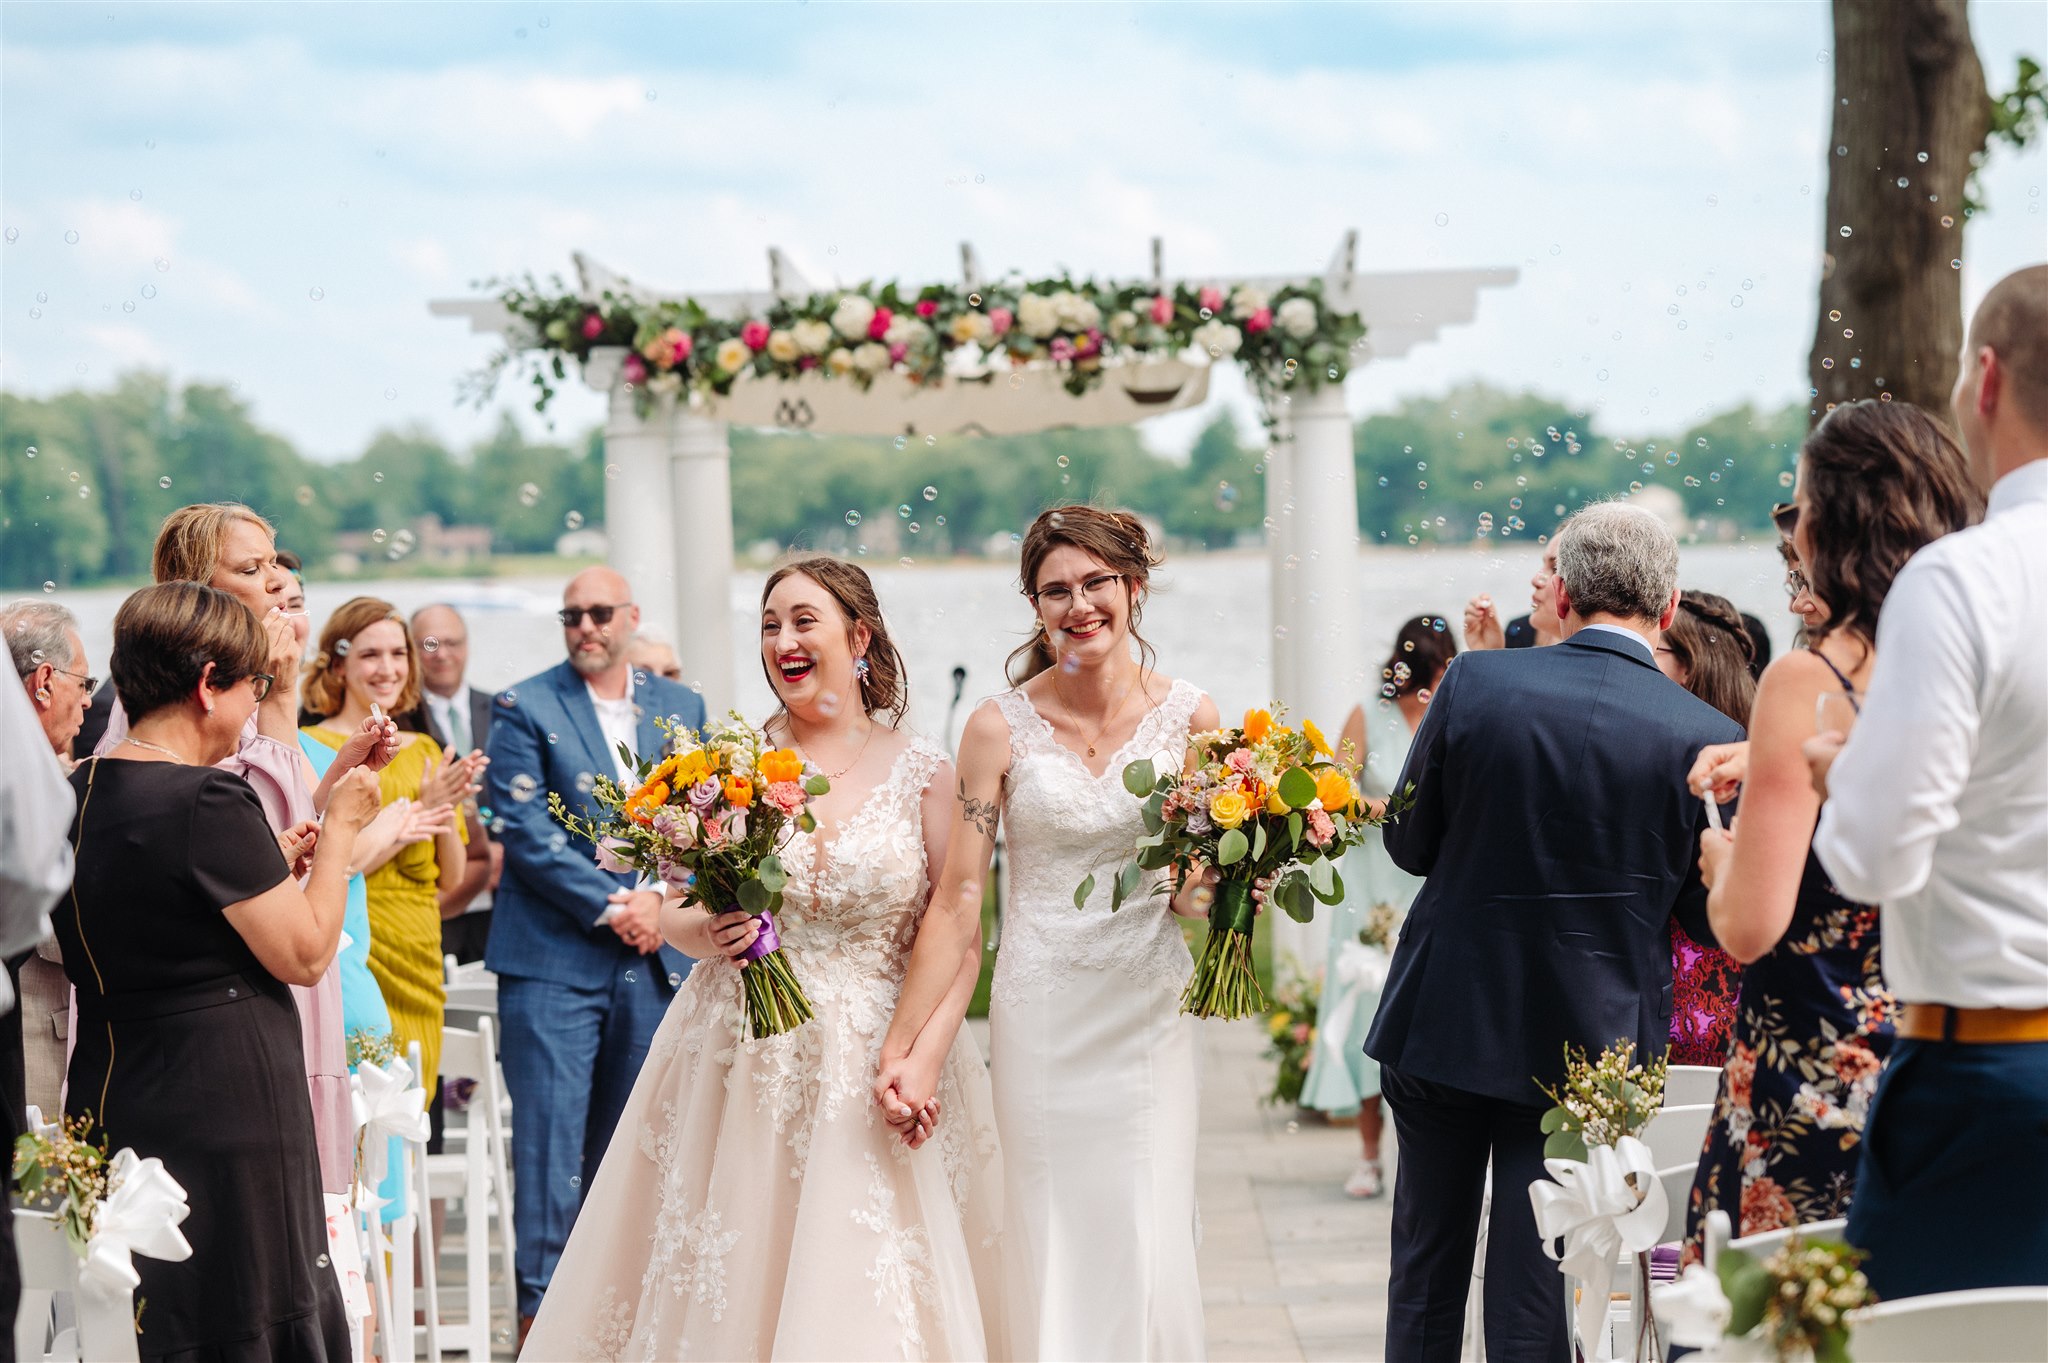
[1807,265,2048,1300]
[1682,400,1980,1263]
[63,581,382,1361]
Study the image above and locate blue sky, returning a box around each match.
[3,1,2043,461]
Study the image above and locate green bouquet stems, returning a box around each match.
[1181,880,1265,1019]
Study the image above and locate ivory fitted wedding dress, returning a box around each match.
[522,737,1005,1362]
[987,680,1207,1362]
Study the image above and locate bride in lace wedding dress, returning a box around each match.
[523,559,1002,1362]
[876,508,1221,1362]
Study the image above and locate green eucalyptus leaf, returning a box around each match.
[737,879,770,913]
[757,856,787,894]
[1122,758,1156,798]
[1543,1128,1590,1162]
[1116,861,1144,907]
[1288,812,1303,851]
[1074,874,1096,910]
[1279,877,1316,923]
[1717,1251,1773,1337]
[1251,822,1268,862]
[1813,1326,1853,1363]
[1136,842,1177,871]
[1308,857,1336,895]
[1277,766,1317,810]
[804,775,831,797]
[1217,828,1249,867]
[1540,1105,1570,1134]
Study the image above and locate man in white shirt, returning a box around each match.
[409,603,498,963]
[1809,264,2048,1300]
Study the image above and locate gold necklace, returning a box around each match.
[1052,668,1136,760]
[120,736,191,764]
[793,720,873,781]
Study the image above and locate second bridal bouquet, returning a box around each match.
[1081,706,1405,1019]
[551,713,829,1039]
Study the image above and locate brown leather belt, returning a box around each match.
[1899,1003,2048,1044]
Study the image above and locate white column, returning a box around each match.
[671,409,737,717]
[1263,403,1298,707]
[1272,383,1365,976]
[599,382,679,661]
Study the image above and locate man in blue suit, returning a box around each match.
[484,566,705,1344]
[1366,502,1744,1362]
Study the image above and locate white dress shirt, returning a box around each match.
[424,687,472,757]
[586,677,652,925]
[1814,459,2048,1009]
[1,682,74,1010]
[1576,620,1658,664]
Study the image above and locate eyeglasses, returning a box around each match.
[558,603,631,628]
[1028,572,1125,609]
[1771,502,1800,537]
[246,672,275,702]
[1785,567,1810,598]
[54,667,98,694]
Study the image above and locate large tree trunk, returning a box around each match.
[1813,0,1989,422]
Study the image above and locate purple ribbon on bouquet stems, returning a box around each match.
[738,910,782,962]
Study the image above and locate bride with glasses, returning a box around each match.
[877,505,1220,1361]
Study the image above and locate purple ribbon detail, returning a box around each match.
[739,910,781,962]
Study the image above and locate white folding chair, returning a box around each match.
[13,1208,137,1362]
[1702,1209,1847,1272]
[1662,1065,1722,1109]
[426,1018,516,1359]
[361,1044,441,1363]
[1848,1285,2048,1362]
[1640,1103,1713,1170]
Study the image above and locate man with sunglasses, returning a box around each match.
[484,566,706,1347]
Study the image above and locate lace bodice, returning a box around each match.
[989,680,1204,1004]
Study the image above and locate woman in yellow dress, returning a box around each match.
[300,597,484,1090]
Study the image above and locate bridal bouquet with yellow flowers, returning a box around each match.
[551,713,828,1038]
[1080,706,1408,1019]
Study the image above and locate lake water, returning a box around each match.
[57,541,1795,743]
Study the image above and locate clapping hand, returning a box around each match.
[276,820,320,879]
[1462,594,1505,651]
[326,766,383,834]
[382,796,456,847]
[420,748,489,812]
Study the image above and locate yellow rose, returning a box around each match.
[1315,769,1356,814]
[1268,1011,1292,1037]
[765,329,801,362]
[1303,719,1331,757]
[1266,791,1290,816]
[1208,789,1249,830]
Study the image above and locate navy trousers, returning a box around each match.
[498,965,674,1318]
[1847,1038,2048,1300]
[1382,1065,1571,1363]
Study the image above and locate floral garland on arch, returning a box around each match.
[467,271,1366,416]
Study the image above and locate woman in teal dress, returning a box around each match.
[1301,615,1457,1198]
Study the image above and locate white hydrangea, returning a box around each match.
[792,318,835,354]
[1016,292,1061,339]
[830,294,877,340]
[948,311,994,345]
[1107,310,1138,341]
[1277,296,1319,340]
[1190,319,1243,359]
[1054,290,1102,332]
[882,314,930,347]
[1229,285,1269,319]
[765,329,801,362]
[851,341,891,373]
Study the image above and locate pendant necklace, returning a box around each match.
[120,737,191,764]
[1053,669,1135,760]
[795,720,873,781]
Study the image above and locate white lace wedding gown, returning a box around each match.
[988,681,1207,1362]
[522,738,1005,1362]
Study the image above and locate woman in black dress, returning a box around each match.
[59,582,382,1362]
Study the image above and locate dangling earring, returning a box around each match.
[855,656,872,687]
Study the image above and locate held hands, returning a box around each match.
[606,888,664,955]
[873,1051,944,1149]
[276,820,320,879]
[1462,594,1505,651]
[1687,741,1748,806]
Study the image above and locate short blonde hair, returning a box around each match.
[152,503,275,585]
[301,596,422,718]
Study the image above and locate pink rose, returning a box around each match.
[888,342,907,364]
[1245,307,1273,334]
[1149,294,1174,325]
[1306,809,1335,847]
[765,780,806,815]
[867,307,894,341]
[622,354,648,385]
[657,327,691,367]
[581,312,605,340]
[988,307,1014,336]
[798,354,820,370]
[915,299,939,319]
[1226,748,1257,775]
[1291,1023,1312,1045]
[740,319,770,351]
[1198,286,1223,314]
[595,837,635,874]
[1048,336,1076,363]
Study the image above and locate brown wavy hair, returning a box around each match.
[1798,401,1982,649]
[1663,590,1757,727]
[110,582,269,722]
[1006,505,1163,685]
[152,502,275,584]
[760,557,908,724]
[301,596,422,719]
[1379,614,1458,699]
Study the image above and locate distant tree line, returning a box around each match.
[0,371,1803,589]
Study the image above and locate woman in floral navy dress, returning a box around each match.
[1680,401,1981,1259]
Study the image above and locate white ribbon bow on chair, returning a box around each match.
[351,1055,431,1191]
[1316,939,1392,1069]
[81,1149,194,1292]
[1527,1134,1669,1347]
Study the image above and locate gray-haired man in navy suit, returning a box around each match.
[1367,501,1743,1362]
[484,567,705,1346]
